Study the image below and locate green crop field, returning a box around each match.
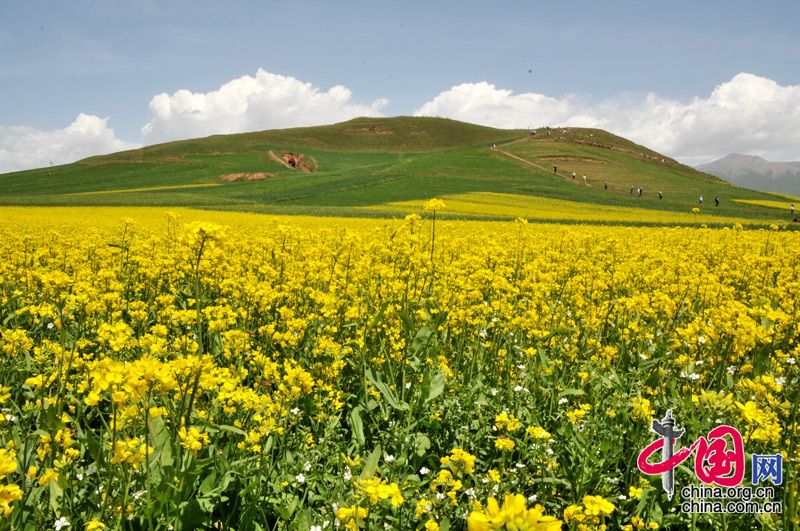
[0,116,793,225]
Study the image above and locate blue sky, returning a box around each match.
[2,0,799,171]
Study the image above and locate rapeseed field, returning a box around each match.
[0,206,796,530]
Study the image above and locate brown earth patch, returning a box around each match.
[218,172,273,182]
[280,151,317,173]
[268,150,293,169]
[345,126,393,135]
[536,155,607,164]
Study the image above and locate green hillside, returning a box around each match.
[0,116,792,224]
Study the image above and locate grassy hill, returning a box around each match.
[0,116,793,224]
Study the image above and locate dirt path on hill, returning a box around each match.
[500,134,675,165]
[494,148,554,173]
[493,139,593,187]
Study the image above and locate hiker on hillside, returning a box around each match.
[658,191,663,200]
[572,171,576,181]
[715,196,719,207]
[491,144,496,150]
[638,187,643,197]
[790,203,795,218]
[604,181,608,190]
[553,165,558,174]
[583,175,587,186]
[699,194,704,205]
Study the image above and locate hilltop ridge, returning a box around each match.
[0,116,789,224]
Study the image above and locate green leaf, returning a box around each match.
[411,326,434,354]
[368,302,389,329]
[149,416,174,469]
[349,405,366,446]
[179,499,207,529]
[292,508,312,530]
[217,424,246,436]
[199,471,217,496]
[360,445,382,479]
[48,480,62,513]
[425,371,446,403]
[366,369,409,411]
[197,496,216,512]
[557,389,585,400]
[276,495,298,520]
[413,433,431,457]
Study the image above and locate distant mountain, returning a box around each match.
[697,154,800,195]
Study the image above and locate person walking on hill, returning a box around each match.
[715,196,719,207]
[553,165,558,174]
[659,191,663,200]
[604,181,608,190]
[699,194,704,205]
[791,203,795,219]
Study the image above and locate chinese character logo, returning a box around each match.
[637,410,745,499]
[637,409,685,500]
[752,454,782,485]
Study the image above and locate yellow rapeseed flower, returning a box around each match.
[467,494,562,530]
[423,198,446,212]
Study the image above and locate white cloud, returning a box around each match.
[415,73,800,164]
[4,71,797,173]
[0,114,140,173]
[142,68,388,144]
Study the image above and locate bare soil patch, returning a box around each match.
[280,152,317,173]
[218,173,273,182]
[537,155,607,164]
[345,126,393,135]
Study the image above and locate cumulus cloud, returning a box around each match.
[415,73,800,164]
[142,68,388,144]
[0,114,140,173]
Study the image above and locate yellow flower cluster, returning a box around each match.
[430,469,463,506]
[622,515,660,530]
[355,477,404,507]
[631,397,655,422]
[336,505,368,530]
[178,426,210,454]
[564,495,616,530]
[495,412,521,432]
[440,448,477,475]
[423,198,446,212]
[110,437,151,468]
[494,436,516,452]
[0,445,21,517]
[566,404,592,424]
[525,426,551,440]
[467,494,562,530]
[736,401,782,443]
